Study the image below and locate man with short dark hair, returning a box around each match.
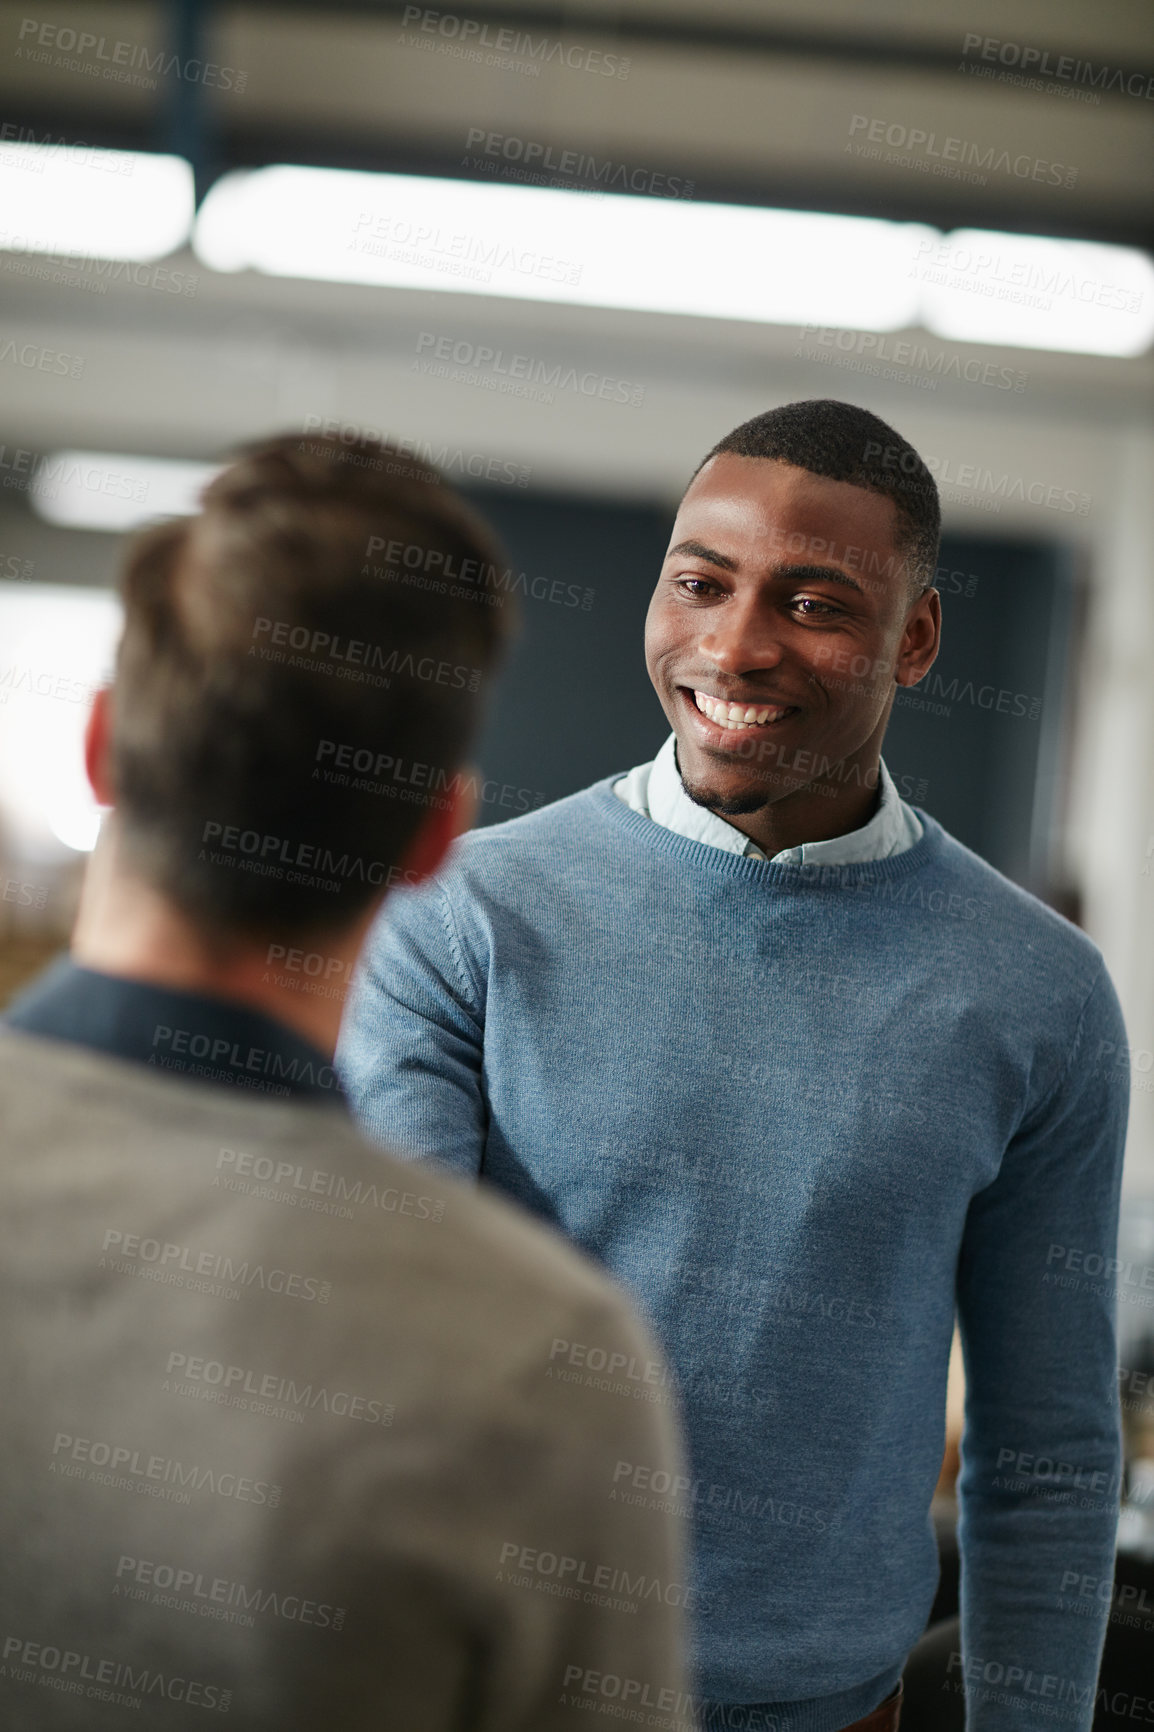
[340,400,1129,1731]
[0,434,691,1730]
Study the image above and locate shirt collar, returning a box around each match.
[4,958,346,1106]
[644,732,920,864]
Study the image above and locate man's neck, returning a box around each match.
[71,823,373,1057]
[675,740,884,857]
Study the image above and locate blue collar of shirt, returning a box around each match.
[4,958,346,1107]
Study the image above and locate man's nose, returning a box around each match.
[697,601,786,674]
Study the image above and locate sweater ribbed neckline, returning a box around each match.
[584,774,947,887]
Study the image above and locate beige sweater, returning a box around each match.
[0,1030,692,1730]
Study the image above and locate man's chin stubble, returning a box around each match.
[673,736,777,817]
[679,771,772,818]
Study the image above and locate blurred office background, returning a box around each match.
[1,0,1154,1665]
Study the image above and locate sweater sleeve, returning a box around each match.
[954,959,1129,1731]
[336,876,488,1178]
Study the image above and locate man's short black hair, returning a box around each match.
[695,399,940,601]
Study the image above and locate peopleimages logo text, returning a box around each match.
[863,440,1091,515]
[960,32,1154,100]
[50,1429,279,1506]
[909,236,1143,314]
[165,1352,395,1426]
[463,130,692,199]
[250,616,483,691]
[115,1553,346,1631]
[847,113,1077,187]
[350,211,582,288]
[200,820,403,887]
[400,6,631,78]
[2,1636,230,1713]
[16,16,247,90]
[414,329,645,405]
[100,1227,332,1304]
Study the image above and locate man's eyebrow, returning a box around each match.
[774,562,866,596]
[666,539,739,572]
[665,546,870,596]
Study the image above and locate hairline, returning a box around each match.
[683,450,934,603]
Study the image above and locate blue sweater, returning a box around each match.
[337,778,1128,1731]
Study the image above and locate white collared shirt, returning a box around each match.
[613,733,923,865]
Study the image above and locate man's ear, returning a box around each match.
[895,586,942,688]
[398,771,478,886]
[84,687,116,808]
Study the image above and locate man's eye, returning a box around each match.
[793,596,841,618]
[677,577,717,598]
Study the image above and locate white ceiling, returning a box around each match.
[0,0,1149,581]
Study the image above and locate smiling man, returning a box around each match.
[634,418,937,866]
[339,399,1129,1732]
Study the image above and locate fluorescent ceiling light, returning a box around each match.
[0,144,193,261]
[916,229,1154,358]
[195,165,931,331]
[31,451,219,533]
[193,165,1153,357]
[0,584,122,859]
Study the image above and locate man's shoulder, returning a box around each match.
[0,1021,355,1152]
[388,778,627,919]
[0,1034,674,1720]
[452,777,621,864]
[0,1026,648,1381]
[919,814,1108,986]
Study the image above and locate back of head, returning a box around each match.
[699,398,941,599]
[110,434,512,943]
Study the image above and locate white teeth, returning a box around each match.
[693,690,789,729]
